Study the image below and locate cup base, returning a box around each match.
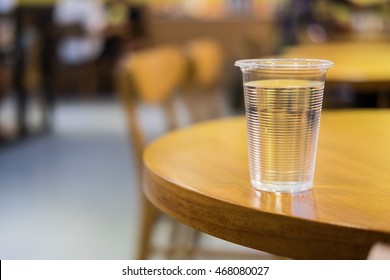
[251,180,313,193]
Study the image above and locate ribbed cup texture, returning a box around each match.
[244,79,324,192]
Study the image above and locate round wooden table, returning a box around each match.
[281,42,390,107]
[282,42,390,83]
[143,110,390,259]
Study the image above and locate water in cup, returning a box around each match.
[244,79,323,192]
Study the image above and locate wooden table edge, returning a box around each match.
[143,163,390,260]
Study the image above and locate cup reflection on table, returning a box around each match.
[235,59,333,193]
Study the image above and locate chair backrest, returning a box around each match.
[126,46,187,104]
[116,45,187,172]
[185,38,223,89]
[183,38,224,121]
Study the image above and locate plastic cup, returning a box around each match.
[235,59,333,193]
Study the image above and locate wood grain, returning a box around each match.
[143,110,390,259]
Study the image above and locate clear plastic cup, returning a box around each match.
[235,59,333,193]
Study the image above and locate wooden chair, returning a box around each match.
[183,38,225,122]
[117,43,267,260]
[116,45,193,259]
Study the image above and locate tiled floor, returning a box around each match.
[0,98,274,260]
[0,100,138,259]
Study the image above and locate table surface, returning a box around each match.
[281,41,390,84]
[143,110,390,259]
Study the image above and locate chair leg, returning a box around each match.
[207,87,224,119]
[165,219,182,259]
[137,197,159,259]
[186,228,201,258]
[183,88,204,123]
[165,221,201,259]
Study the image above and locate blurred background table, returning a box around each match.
[280,42,390,108]
[143,110,390,259]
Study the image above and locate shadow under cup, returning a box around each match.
[235,59,334,193]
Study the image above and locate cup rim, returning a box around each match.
[235,58,334,70]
